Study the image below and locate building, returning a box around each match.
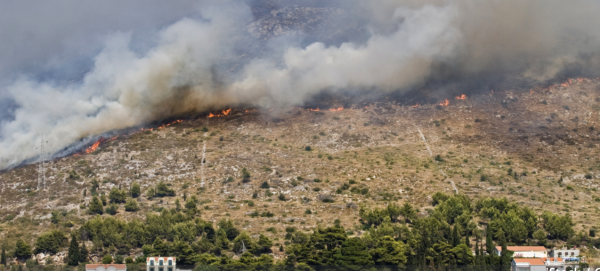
[495,246,548,258]
[147,257,176,271]
[543,257,566,271]
[550,247,580,259]
[512,258,546,271]
[86,264,127,271]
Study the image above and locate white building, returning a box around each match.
[512,258,546,271]
[496,246,548,258]
[147,257,176,271]
[543,257,566,271]
[86,264,127,271]
[550,247,580,260]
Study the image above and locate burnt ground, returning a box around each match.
[2,78,600,261]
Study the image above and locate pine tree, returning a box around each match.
[485,227,494,255]
[130,182,141,198]
[80,242,89,263]
[67,235,81,266]
[481,241,488,266]
[152,237,168,256]
[89,196,103,215]
[1,243,6,265]
[500,230,512,271]
[452,226,461,247]
[465,229,471,248]
[14,239,32,260]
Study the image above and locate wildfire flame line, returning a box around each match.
[439,99,449,106]
[329,107,343,111]
[85,138,104,154]
[455,94,466,100]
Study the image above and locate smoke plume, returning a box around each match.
[1,0,600,169]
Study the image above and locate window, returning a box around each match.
[159,268,163,271]
[150,268,154,271]
[159,260,163,266]
[571,252,574,256]
[558,252,562,257]
[168,260,172,266]
[168,268,173,271]
[150,261,154,266]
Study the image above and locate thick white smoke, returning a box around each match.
[1,0,600,169]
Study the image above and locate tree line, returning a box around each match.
[0,192,585,270]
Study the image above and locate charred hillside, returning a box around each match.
[2,79,600,256]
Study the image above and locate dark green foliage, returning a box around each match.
[215,229,231,250]
[101,194,107,206]
[304,146,312,151]
[486,227,494,255]
[80,242,89,263]
[125,199,139,212]
[218,219,240,240]
[278,193,286,201]
[89,196,103,215]
[102,254,113,264]
[35,230,67,254]
[156,181,175,197]
[24,193,580,268]
[152,237,168,256]
[67,235,81,266]
[50,211,60,224]
[106,204,118,215]
[241,168,251,182]
[541,211,575,240]
[258,234,273,252]
[113,255,124,264]
[337,238,374,265]
[146,187,156,198]
[15,239,32,260]
[109,187,127,203]
[1,244,7,265]
[131,182,141,198]
[260,181,270,189]
[185,196,198,216]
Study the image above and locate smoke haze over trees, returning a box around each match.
[2,0,600,169]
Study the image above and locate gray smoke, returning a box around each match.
[1,0,600,169]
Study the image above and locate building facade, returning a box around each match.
[496,246,548,258]
[147,257,176,271]
[86,264,127,271]
[543,257,566,271]
[550,247,580,259]
[512,258,546,271]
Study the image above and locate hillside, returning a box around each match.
[2,78,600,261]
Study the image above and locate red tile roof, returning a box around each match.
[513,258,545,265]
[542,257,564,262]
[496,246,547,251]
[86,264,127,269]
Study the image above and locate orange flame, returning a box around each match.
[308,108,320,111]
[208,113,215,118]
[439,99,449,106]
[222,109,231,115]
[412,104,420,108]
[85,138,103,154]
[455,94,466,100]
[329,107,343,111]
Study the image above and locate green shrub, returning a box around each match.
[105,204,118,215]
[125,199,139,212]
